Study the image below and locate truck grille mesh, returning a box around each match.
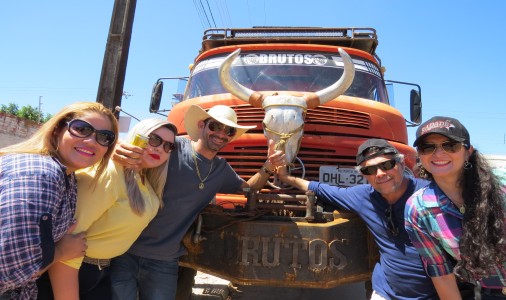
[222,105,370,183]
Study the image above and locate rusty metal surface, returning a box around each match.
[180,206,377,289]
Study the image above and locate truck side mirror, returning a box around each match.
[150,81,164,113]
[410,89,422,124]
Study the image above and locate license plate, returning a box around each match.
[319,166,367,187]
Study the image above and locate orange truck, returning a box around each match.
[150,27,421,292]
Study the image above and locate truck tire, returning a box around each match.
[176,266,197,300]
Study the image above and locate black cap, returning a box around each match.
[413,116,470,147]
[356,139,399,165]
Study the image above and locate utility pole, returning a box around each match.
[38,96,42,123]
[96,0,137,116]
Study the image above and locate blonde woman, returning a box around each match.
[37,119,177,300]
[0,102,118,299]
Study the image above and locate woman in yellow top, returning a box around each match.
[37,118,177,300]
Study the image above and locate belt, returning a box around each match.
[482,287,506,297]
[82,256,111,270]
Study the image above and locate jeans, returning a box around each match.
[109,252,179,300]
[37,263,110,300]
[78,262,111,300]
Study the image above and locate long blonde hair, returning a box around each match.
[124,118,177,215]
[0,102,118,180]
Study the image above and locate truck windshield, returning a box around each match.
[185,51,388,103]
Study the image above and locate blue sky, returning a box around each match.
[1,1,506,154]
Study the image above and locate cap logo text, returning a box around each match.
[421,120,455,135]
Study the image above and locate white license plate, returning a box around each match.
[319,166,367,187]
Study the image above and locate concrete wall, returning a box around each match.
[0,112,41,148]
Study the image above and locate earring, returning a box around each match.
[54,138,60,153]
[463,161,472,170]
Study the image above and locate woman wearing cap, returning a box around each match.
[108,105,286,300]
[0,102,118,299]
[37,119,177,300]
[405,116,506,299]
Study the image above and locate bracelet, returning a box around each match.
[261,166,275,175]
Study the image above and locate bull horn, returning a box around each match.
[219,49,258,104]
[310,48,355,107]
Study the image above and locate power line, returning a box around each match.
[204,0,217,27]
[198,0,212,28]
[214,0,230,28]
[192,0,208,30]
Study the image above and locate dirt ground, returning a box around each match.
[192,271,367,300]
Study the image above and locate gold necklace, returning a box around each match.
[192,144,213,190]
[451,200,465,214]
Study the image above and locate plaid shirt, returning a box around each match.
[0,153,77,299]
[405,169,506,289]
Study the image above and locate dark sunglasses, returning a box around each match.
[67,119,116,147]
[206,120,237,137]
[417,141,464,156]
[148,133,175,153]
[385,206,399,237]
[359,158,397,176]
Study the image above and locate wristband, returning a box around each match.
[261,166,274,175]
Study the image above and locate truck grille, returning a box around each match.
[221,146,357,183]
[222,105,369,184]
[233,105,371,132]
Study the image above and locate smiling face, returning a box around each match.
[199,118,233,153]
[140,126,175,169]
[56,112,113,173]
[418,134,472,181]
[360,155,408,202]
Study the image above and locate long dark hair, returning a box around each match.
[457,150,505,281]
[418,150,506,281]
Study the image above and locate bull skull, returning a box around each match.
[219,48,355,164]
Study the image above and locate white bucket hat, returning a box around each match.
[184,105,256,142]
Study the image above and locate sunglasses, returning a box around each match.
[148,133,175,153]
[206,120,237,137]
[385,206,399,237]
[67,119,116,147]
[417,141,464,156]
[358,158,397,176]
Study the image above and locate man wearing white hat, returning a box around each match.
[109,104,285,300]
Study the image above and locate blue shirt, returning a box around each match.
[308,178,437,300]
[0,153,77,298]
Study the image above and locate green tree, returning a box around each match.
[17,105,42,122]
[0,102,48,123]
[0,103,19,115]
[43,113,53,123]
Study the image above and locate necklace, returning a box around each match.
[451,200,466,214]
[444,189,465,214]
[192,143,213,190]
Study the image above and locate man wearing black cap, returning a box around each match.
[278,138,438,300]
